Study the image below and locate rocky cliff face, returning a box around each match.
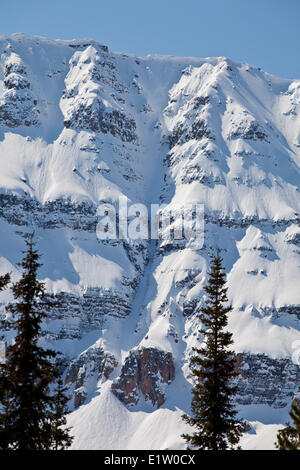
[65,345,118,408]
[0,48,40,128]
[0,34,300,448]
[111,348,175,408]
[235,353,300,408]
[61,45,137,144]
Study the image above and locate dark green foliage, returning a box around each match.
[0,273,10,292]
[0,234,73,450]
[182,254,244,450]
[50,378,73,450]
[276,388,300,450]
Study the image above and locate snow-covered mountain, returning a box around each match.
[0,33,300,450]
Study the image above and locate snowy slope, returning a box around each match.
[0,34,300,450]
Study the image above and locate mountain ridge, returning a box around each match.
[0,34,300,449]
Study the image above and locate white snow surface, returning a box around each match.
[0,34,299,449]
[67,383,284,450]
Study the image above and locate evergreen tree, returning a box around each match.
[276,388,300,450]
[0,273,10,292]
[182,254,244,450]
[50,378,73,450]
[0,234,73,450]
[0,272,10,365]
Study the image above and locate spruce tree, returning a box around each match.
[276,388,300,450]
[0,234,73,450]
[0,272,10,363]
[50,378,73,450]
[182,254,244,450]
[0,273,10,292]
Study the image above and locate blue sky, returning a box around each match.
[1,0,299,78]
